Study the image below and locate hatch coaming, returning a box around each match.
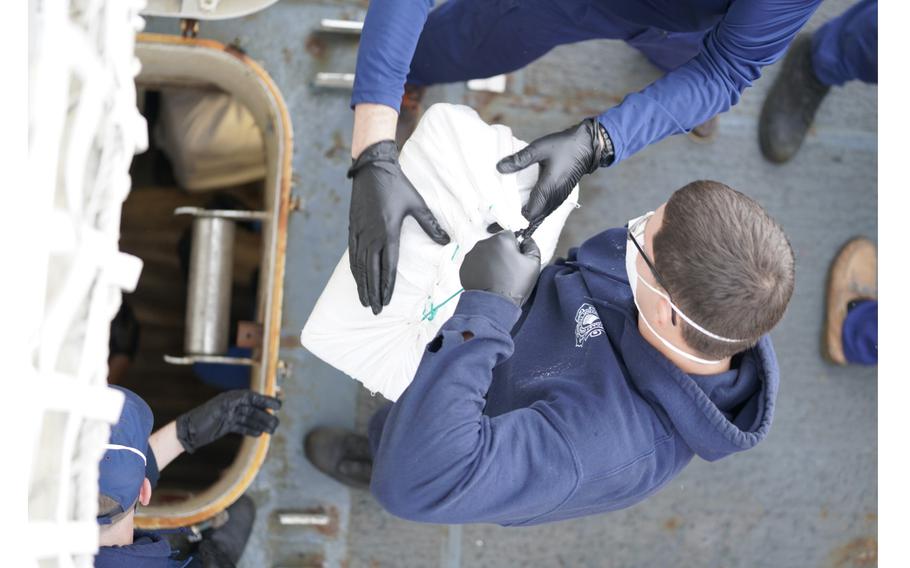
[132,33,292,529]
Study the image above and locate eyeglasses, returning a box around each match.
[627,212,677,326]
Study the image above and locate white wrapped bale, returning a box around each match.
[301,104,579,401]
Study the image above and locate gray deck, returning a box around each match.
[146,1,877,565]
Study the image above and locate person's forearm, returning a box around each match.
[599,0,820,164]
[352,103,398,159]
[372,294,518,505]
[350,0,433,112]
[371,291,579,524]
[148,421,184,472]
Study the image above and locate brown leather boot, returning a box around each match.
[396,84,427,149]
[824,237,877,365]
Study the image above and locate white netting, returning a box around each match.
[28,0,148,566]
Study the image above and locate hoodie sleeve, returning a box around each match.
[598,0,821,164]
[370,291,580,525]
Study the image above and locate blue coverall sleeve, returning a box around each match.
[351,0,435,111]
[598,0,822,164]
[370,291,580,525]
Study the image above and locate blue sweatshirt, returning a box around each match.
[352,0,820,164]
[95,531,189,568]
[370,228,778,525]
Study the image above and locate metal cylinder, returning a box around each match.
[185,217,235,355]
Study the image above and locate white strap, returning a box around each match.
[104,443,147,465]
[639,276,746,343]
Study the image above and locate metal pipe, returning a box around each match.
[314,72,355,90]
[319,19,363,35]
[185,216,235,355]
[277,513,331,526]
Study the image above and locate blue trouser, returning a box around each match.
[811,0,877,86]
[406,0,709,87]
[843,300,877,365]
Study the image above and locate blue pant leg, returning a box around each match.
[811,0,878,86]
[842,300,878,365]
[367,402,394,457]
[408,0,631,85]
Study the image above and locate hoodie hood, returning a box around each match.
[572,228,779,462]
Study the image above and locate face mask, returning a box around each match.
[625,212,742,366]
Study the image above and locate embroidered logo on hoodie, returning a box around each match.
[575,303,604,347]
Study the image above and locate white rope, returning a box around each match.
[28,0,147,565]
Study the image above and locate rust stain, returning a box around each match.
[470,91,498,112]
[864,512,877,523]
[282,47,294,64]
[282,333,303,348]
[662,516,682,532]
[305,34,327,60]
[319,505,341,537]
[226,42,247,57]
[820,506,829,520]
[324,130,349,161]
[279,552,325,567]
[827,536,877,568]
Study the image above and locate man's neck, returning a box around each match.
[638,319,731,375]
[99,514,135,547]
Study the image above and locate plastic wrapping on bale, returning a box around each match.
[301,104,579,401]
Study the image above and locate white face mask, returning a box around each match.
[625,212,743,366]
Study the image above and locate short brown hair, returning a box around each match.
[652,180,795,358]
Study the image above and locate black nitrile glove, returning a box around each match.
[460,231,541,307]
[176,390,282,453]
[348,140,450,315]
[496,118,609,236]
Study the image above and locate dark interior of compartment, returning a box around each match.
[117,90,265,502]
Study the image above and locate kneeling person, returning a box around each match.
[307,180,794,525]
[96,387,280,566]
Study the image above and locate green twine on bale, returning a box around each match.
[421,288,465,321]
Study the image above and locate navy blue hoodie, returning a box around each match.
[369,228,779,525]
[95,531,190,568]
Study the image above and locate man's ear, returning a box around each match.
[139,477,152,507]
[654,295,674,328]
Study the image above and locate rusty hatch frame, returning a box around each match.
[132,33,292,529]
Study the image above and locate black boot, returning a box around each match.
[197,495,256,568]
[304,427,373,490]
[109,301,140,361]
[759,34,831,163]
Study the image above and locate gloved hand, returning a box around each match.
[176,390,282,454]
[460,231,541,306]
[496,118,608,235]
[349,140,450,315]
